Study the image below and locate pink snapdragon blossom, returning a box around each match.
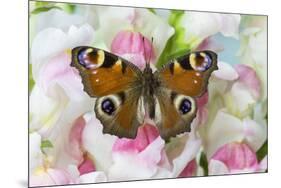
[67,116,86,162]
[195,92,209,126]
[67,117,96,175]
[111,31,156,69]
[234,64,261,100]
[78,154,96,175]
[108,124,166,180]
[196,37,224,52]
[113,124,159,153]
[178,159,197,177]
[209,142,266,175]
[30,168,76,187]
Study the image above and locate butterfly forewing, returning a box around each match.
[157,50,218,97]
[71,46,142,97]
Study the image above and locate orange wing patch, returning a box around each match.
[158,51,218,97]
[160,67,204,97]
[80,61,138,96]
[71,46,141,97]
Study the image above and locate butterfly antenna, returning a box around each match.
[142,37,149,69]
[143,36,154,69]
[148,37,154,65]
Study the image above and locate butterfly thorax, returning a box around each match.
[142,64,160,119]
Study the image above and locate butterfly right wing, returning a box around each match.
[153,88,197,141]
[153,51,218,140]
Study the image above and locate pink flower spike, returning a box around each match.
[234,64,261,99]
[112,124,159,153]
[196,92,209,108]
[78,154,96,175]
[211,142,259,171]
[30,168,74,186]
[196,92,209,125]
[178,159,197,177]
[196,37,224,52]
[67,116,86,162]
[111,31,155,69]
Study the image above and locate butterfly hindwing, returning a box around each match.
[154,88,197,141]
[94,90,144,139]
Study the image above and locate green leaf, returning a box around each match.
[148,8,156,14]
[57,4,76,14]
[156,10,192,68]
[34,1,54,7]
[29,64,35,93]
[31,6,62,15]
[41,140,53,150]
[256,140,268,162]
[199,152,208,176]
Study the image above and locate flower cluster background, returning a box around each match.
[28,1,268,187]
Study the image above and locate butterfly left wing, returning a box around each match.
[94,90,144,138]
[71,46,144,138]
[154,51,218,140]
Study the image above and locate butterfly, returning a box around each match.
[71,46,217,141]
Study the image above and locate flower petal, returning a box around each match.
[234,64,261,99]
[31,24,94,78]
[113,124,159,153]
[67,116,86,163]
[227,81,256,114]
[30,9,86,39]
[181,12,240,45]
[208,159,229,175]
[160,129,201,178]
[258,156,267,172]
[79,171,107,183]
[213,61,239,81]
[108,137,165,181]
[29,132,44,173]
[133,9,175,61]
[78,155,96,175]
[205,110,244,158]
[96,7,174,61]
[30,168,74,186]
[82,113,117,171]
[178,159,197,177]
[196,36,224,52]
[243,118,267,151]
[111,31,155,69]
[211,143,258,171]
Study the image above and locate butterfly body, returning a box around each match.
[71,46,218,141]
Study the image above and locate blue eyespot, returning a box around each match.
[190,53,212,72]
[101,98,116,115]
[77,48,103,69]
[179,98,192,114]
[203,54,212,70]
